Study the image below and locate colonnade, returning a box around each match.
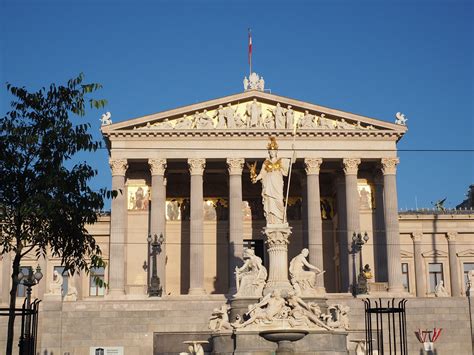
[107,156,405,296]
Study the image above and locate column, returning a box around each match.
[381,157,404,293]
[1,253,12,304]
[108,158,128,296]
[188,158,206,295]
[336,176,348,292]
[343,158,361,293]
[411,232,426,297]
[305,158,325,292]
[226,158,244,294]
[447,232,461,297]
[374,174,388,282]
[149,158,167,294]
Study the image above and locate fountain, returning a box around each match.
[209,137,350,354]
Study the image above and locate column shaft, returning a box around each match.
[150,158,167,294]
[412,233,426,297]
[374,176,388,282]
[188,158,206,295]
[227,158,244,294]
[305,158,324,291]
[1,253,12,304]
[336,177,348,292]
[382,158,404,292]
[108,158,128,296]
[447,233,461,297]
[343,158,361,293]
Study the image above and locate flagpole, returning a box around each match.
[248,28,252,76]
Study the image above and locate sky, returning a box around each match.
[1,0,473,210]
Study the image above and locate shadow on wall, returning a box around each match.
[420,349,438,355]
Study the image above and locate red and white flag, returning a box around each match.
[248,29,252,65]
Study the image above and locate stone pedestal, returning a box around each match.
[229,297,260,323]
[263,224,292,295]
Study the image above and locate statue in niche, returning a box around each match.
[224,103,238,129]
[214,105,226,129]
[248,137,290,225]
[320,199,333,220]
[180,198,190,220]
[49,270,63,295]
[64,270,78,301]
[319,113,333,129]
[299,110,317,129]
[285,105,295,129]
[268,103,286,129]
[359,187,371,209]
[174,115,193,129]
[233,290,287,328]
[434,280,449,297]
[209,304,232,332]
[289,248,325,296]
[246,99,262,128]
[234,248,267,297]
[195,110,214,129]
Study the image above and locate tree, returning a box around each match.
[0,74,111,355]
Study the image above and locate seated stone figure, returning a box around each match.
[208,304,232,332]
[234,248,267,297]
[48,270,63,295]
[289,248,324,296]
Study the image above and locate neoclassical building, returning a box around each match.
[1,80,473,354]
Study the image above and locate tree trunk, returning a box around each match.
[6,252,21,355]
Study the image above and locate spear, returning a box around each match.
[283,116,298,224]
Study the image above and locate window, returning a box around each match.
[16,266,31,297]
[243,239,265,264]
[463,263,474,291]
[428,263,443,293]
[90,267,105,296]
[54,266,69,297]
[401,263,410,292]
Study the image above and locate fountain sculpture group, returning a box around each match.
[208,137,350,355]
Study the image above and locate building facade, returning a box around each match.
[1,85,473,354]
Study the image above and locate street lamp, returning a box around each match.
[351,232,369,295]
[17,265,43,308]
[147,233,164,297]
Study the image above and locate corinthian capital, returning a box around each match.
[226,158,244,175]
[411,232,423,242]
[149,158,167,176]
[304,158,323,175]
[342,158,361,175]
[381,158,400,175]
[446,232,457,242]
[188,158,206,175]
[109,158,128,176]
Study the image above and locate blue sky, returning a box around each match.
[1,0,473,210]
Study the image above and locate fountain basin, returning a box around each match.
[260,329,308,342]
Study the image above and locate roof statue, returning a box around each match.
[244,72,265,91]
[395,112,407,125]
[100,112,112,126]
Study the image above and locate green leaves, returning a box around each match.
[0,73,110,277]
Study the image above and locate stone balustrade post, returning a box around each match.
[343,158,361,293]
[447,232,461,297]
[108,158,128,296]
[381,157,404,293]
[188,158,206,295]
[226,158,244,295]
[411,232,426,297]
[305,158,325,292]
[149,158,167,294]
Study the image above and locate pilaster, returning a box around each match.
[446,232,461,297]
[411,232,426,297]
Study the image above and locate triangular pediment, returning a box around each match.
[457,249,474,258]
[422,250,448,258]
[101,90,407,140]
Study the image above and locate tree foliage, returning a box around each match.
[0,73,110,354]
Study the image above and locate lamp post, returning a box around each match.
[17,265,43,355]
[17,265,43,308]
[351,232,369,295]
[147,233,164,297]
